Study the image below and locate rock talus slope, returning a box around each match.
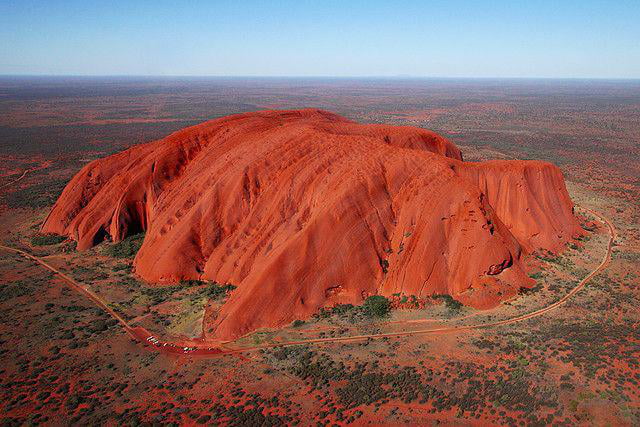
[42,109,583,340]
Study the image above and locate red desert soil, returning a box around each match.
[41,109,583,340]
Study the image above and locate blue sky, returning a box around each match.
[1,0,638,78]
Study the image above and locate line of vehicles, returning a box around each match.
[146,335,197,353]
[146,335,192,352]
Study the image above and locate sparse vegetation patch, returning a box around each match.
[31,234,66,246]
[104,233,145,258]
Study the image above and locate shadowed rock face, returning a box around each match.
[42,109,583,340]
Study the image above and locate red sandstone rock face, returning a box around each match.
[42,109,583,340]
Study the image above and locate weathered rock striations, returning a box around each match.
[42,109,583,340]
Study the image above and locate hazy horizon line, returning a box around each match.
[1,74,639,81]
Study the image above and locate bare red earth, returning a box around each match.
[42,109,582,340]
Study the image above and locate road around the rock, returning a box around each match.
[0,206,616,357]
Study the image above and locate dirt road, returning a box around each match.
[0,163,50,191]
[0,207,616,357]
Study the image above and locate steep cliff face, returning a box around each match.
[455,160,581,253]
[42,109,582,340]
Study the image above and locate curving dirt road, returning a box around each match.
[0,163,50,191]
[0,207,616,357]
[0,245,143,338]
[216,207,617,352]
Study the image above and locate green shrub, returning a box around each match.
[528,271,543,280]
[330,303,356,316]
[313,303,359,320]
[292,319,305,327]
[363,295,391,317]
[312,296,391,321]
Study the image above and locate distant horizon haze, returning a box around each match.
[1,75,640,81]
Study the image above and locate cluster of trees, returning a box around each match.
[311,295,392,323]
